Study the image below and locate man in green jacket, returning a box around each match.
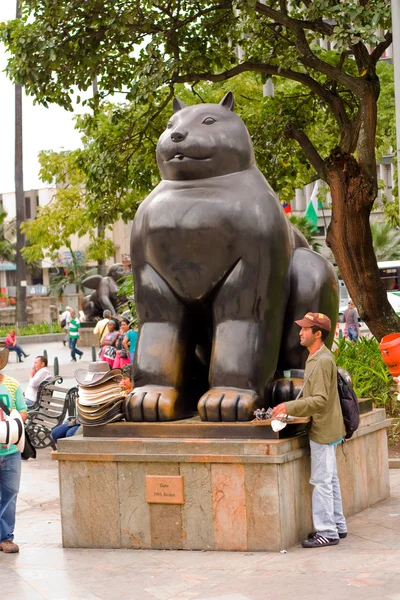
[271,312,347,548]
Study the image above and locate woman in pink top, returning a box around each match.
[5,330,29,363]
[113,319,131,369]
[99,320,119,367]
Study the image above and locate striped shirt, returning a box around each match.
[0,374,27,456]
[69,318,81,339]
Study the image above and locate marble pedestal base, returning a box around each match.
[54,408,390,551]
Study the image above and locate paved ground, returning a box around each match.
[3,339,95,394]
[2,454,400,600]
[3,340,400,599]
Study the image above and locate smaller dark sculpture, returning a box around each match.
[82,264,127,319]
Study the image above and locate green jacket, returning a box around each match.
[284,345,345,444]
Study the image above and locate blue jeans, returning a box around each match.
[0,452,21,542]
[7,344,24,359]
[347,326,359,342]
[52,422,80,443]
[309,440,346,539]
[70,338,83,361]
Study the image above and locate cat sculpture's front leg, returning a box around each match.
[198,257,288,421]
[124,264,194,422]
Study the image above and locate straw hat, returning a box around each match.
[75,362,122,387]
[0,409,25,452]
[0,348,9,371]
[78,380,125,406]
[78,400,124,425]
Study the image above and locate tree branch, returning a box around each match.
[371,31,393,65]
[174,61,352,139]
[285,125,326,177]
[254,2,366,96]
[352,41,372,73]
[254,1,334,37]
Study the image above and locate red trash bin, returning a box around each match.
[379,333,400,377]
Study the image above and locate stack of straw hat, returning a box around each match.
[75,362,125,426]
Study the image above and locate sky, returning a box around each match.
[0,1,86,193]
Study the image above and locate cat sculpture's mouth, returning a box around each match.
[167,152,211,163]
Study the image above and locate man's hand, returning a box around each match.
[271,403,287,420]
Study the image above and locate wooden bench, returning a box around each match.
[26,376,79,450]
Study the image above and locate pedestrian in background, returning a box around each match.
[123,323,138,365]
[345,300,361,342]
[113,319,131,369]
[24,355,51,407]
[99,319,119,366]
[5,329,29,363]
[60,306,71,348]
[93,310,112,350]
[0,348,27,553]
[69,310,83,362]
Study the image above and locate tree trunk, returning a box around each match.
[97,223,107,276]
[15,0,27,324]
[325,150,400,341]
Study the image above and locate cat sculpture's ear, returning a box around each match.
[173,98,187,113]
[219,92,234,111]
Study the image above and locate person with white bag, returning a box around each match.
[0,347,27,553]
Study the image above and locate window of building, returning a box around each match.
[6,271,16,286]
[315,226,326,237]
[25,197,31,219]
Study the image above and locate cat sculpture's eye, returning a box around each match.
[167,121,173,129]
[202,117,216,125]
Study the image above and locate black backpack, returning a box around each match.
[337,370,360,439]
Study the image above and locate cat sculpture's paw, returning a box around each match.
[124,386,190,422]
[198,387,261,422]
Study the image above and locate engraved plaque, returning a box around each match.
[146,475,184,504]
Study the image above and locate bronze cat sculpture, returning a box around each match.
[126,92,338,422]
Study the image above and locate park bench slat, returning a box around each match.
[26,377,78,450]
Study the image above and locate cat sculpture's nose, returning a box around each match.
[171,130,187,143]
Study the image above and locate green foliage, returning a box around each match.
[0,210,15,263]
[20,149,118,264]
[370,221,400,261]
[289,215,321,252]
[376,61,395,160]
[333,336,395,412]
[1,2,392,167]
[381,194,400,229]
[1,1,397,338]
[50,253,97,297]
[117,272,137,326]
[0,321,63,337]
[0,2,394,235]
[1,1,393,219]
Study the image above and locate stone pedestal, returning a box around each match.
[54,408,390,551]
[29,296,58,324]
[79,323,99,348]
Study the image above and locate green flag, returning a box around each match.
[304,181,320,230]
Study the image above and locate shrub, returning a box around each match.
[333,336,396,414]
[0,321,63,337]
